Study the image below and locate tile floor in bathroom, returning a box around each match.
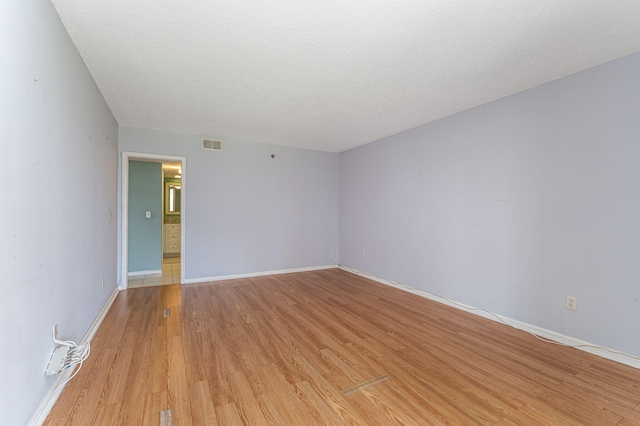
[127,256,180,288]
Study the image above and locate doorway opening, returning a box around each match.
[121,151,186,290]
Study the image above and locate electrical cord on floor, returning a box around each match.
[338,264,640,363]
[30,339,91,425]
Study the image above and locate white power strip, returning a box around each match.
[45,344,90,375]
[45,343,90,375]
[45,326,91,376]
[46,345,71,376]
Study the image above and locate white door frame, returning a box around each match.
[121,151,186,290]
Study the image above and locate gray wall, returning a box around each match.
[128,161,162,272]
[119,126,339,280]
[0,1,118,424]
[339,52,640,357]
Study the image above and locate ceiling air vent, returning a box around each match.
[201,138,222,151]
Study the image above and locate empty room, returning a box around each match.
[3,1,640,425]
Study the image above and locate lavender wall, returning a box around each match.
[1,1,118,424]
[119,126,339,281]
[339,52,640,357]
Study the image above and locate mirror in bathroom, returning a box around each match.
[165,181,181,215]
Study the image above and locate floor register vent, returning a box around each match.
[201,138,222,151]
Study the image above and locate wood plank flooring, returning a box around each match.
[45,269,640,425]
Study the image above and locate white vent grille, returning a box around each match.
[201,138,222,151]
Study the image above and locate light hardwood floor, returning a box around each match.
[45,269,640,425]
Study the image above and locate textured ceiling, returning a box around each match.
[51,1,640,152]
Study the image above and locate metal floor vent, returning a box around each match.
[163,308,170,318]
[342,375,390,396]
[159,409,173,426]
[201,138,222,151]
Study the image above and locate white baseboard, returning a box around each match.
[183,264,338,284]
[128,269,162,277]
[339,265,640,370]
[28,287,120,426]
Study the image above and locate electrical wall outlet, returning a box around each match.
[101,277,105,288]
[53,323,58,340]
[565,296,577,311]
[361,251,365,260]
[284,249,289,257]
